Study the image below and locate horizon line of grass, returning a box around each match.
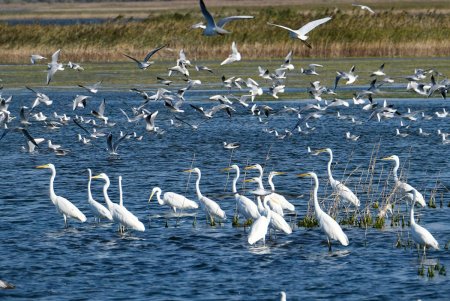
[0,7,449,63]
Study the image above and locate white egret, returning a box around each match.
[280,291,286,301]
[298,172,349,250]
[246,177,292,235]
[223,165,260,221]
[245,164,283,216]
[87,168,113,222]
[267,17,332,48]
[381,155,426,207]
[408,189,439,256]
[248,197,272,245]
[91,173,145,232]
[149,187,198,212]
[267,171,296,214]
[314,148,360,207]
[36,164,87,227]
[184,168,226,222]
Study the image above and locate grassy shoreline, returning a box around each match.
[0,1,449,63]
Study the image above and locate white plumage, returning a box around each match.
[409,190,439,252]
[314,148,360,207]
[87,168,113,222]
[36,164,87,227]
[381,155,426,207]
[185,167,226,221]
[299,172,349,249]
[149,187,198,212]
[92,173,145,232]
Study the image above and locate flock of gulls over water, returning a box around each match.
[1,1,450,293]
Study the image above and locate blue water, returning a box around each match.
[0,88,449,300]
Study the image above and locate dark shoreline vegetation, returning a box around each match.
[0,1,449,63]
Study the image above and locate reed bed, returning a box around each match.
[0,6,449,63]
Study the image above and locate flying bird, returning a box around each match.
[123,45,166,69]
[352,4,375,14]
[47,49,64,85]
[267,17,332,48]
[220,41,241,65]
[195,0,254,36]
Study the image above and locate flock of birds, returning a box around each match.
[1,0,449,295]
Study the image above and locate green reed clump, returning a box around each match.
[298,215,319,228]
[373,217,385,229]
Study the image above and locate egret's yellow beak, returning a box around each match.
[297,173,311,178]
[91,174,102,179]
[244,178,255,183]
[148,191,155,203]
[381,156,393,161]
[244,165,257,170]
[183,169,194,173]
[271,171,285,176]
[312,148,327,155]
[222,167,232,172]
[36,164,49,169]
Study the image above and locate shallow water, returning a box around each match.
[0,87,449,300]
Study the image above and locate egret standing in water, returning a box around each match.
[381,155,426,207]
[149,187,198,212]
[87,168,113,223]
[184,168,226,224]
[36,164,87,227]
[91,173,145,232]
[298,172,349,250]
[408,189,439,257]
[223,165,260,222]
[313,148,360,207]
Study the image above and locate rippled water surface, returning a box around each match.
[1,87,449,300]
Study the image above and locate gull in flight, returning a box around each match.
[267,17,332,48]
[194,0,254,36]
[335,65,358,89]
[123,45,166,70]
[47,49,64,85]
[31,54,46,64]
[352,4,375,14]
[220,42,241,65]
[79,81,102,94]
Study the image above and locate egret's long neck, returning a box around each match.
[49,167,57,204]
[256,178,265,190]
[410,200,415,225]
[393,159,399,183]
[102,178,114,211]
[327,151,334,182]
[268,175,275,191]
[232,168,240,195]
[87,172,93,201]
[194,171,203,199]
[262,197,272,221]
[156,190,165,205]
[119,177,123,207]
[257,196,264,214]
[312,175,323,216]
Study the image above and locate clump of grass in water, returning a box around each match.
[373,216,385,229]
[298,215,319,228]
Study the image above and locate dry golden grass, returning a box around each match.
[0,1,449,63]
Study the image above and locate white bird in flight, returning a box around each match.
[267,17,332,48]
[195,0,254,36]
[220,41,241,65]
[352,4,375,14]
[122,45,166,70]
[46,49,64,85]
